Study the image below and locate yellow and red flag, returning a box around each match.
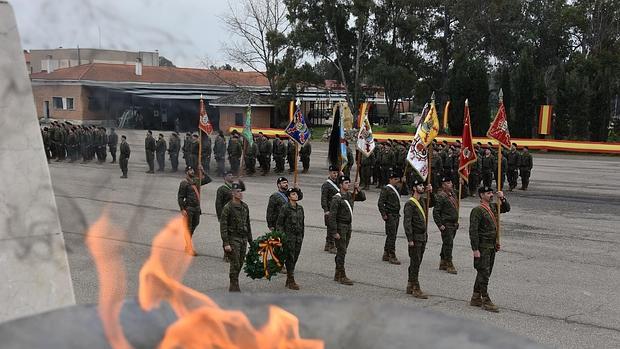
[487,100,511,149]
[458,99,477,182]
[198,96,213,134]
[406,98,440,180]
[538,105,553,135]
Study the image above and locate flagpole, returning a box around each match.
[458,178,462,221]
[198,95,203,192]
[240,137,247,178]
[496,89,504,246]
[293,142,299,185]
[352,149,361,201]
[425,92,436,227]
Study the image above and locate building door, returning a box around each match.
[44,101,50,119]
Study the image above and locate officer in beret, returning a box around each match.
[433,176,460,274]
[403,178,434,298]
[321,165,341,253]
[329,175,366,285]
[266,177,303,231]
[178,165,212,256]
[156,133,167,172]
[276,187,305,290]
[519,146,533,190]
[220,181,252,292]
[144,130,156,173]
[378,168,403,265]
[469,186,510,312]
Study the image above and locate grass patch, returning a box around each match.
[310,125,329,140]
[373,124,416,134]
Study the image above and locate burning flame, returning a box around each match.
[86,214,323,349]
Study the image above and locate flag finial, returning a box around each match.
[296,98,301,107]
[499,88,504,103]
[431,91,436,101]
[200,94,204,100]
[465,98,469,107]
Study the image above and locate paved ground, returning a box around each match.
[50,130,620,349]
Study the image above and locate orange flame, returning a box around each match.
[87,213,324,349]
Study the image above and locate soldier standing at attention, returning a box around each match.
[372,144,382,187]
[378,143,393,188]
[431,146,443,193]
[201,132,212,174]
[220,181,252,292]
[168,132,180,172]
[403,179,434,298]
[145,130,156,173]
[119,135,130,178]
[156,133,167,172]
[245,136,258,175]
[214,131,227,177]
[266,177,303,231]
[360,150,374,190]
[177,165,212,256]
[276,187,305,290]
[481,148,494,188]
[108,128,118,164]
[182,133,192,168]
[300,140,312,173]
[287,137,296,173]
[272,135,286,174]
[343,141,355,178]
[506,143,520,191]
[321,165,340,254]
[329,175,366,285]
[469,186,510,312]
[215,171,235,262]
[258,133,272,175]
[433,177,460,274]
[519,146,533,190]
[227,134,243,176]
[189,134,200,171]
[378,170,403,265]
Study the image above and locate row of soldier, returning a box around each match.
[41,121,120,164]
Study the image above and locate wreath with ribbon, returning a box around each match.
[244,230,288,280]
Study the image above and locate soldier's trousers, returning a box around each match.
[507,169,518,189]
[260,155,271,173]
[245,157,256,174]
[170,152,179,171]
[229,238,248,279]
[520,169,531,189]
[200,155,210,173]
[216,157,225,176]
[408,241,426,282]
[120,157,129,177]
[469,173,480,194]
[373,165,381,185]
[324,214,335,246]
[284,234,304,274]
[156,152,165,171]
[287,156,295,172]
[146,152,155,172]
[72,146,79,162]
[187,154,197,170]
[334,224,352,269]
[473,247,496,295]
[230,158,240,176]
[109,146,117,162]
[301,157,310,171]
[360,166,372,187]
[274,157,285,172]
[185,206,201,237]
[482,172,493,188]
[440,225,457,261]
[384,215,399,253]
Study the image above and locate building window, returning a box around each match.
[53,97,63,109]
[235,112,243,126]
[66,98,74,110]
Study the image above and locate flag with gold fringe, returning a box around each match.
[487,98,511,148]
[356,102,375,157]
[406,98,440,180]
[458,99,477,182]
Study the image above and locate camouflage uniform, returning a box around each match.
[168,135,180,172]
[287,139,296,173]
[481,154,494,188]
[177,172,212,236]
[220,201,252,289]
[276,202,305,279]
[215,183,233,221]
[156,137,167,171]
[329,190,366,284]
[119,139,130,178]
[300,142,311,172]
[506,149,520,190]
[321,178,340,252]
[201,134,212,173]
[403,194,435,295]
[267,189,303,230]
[227,138,243,176]
[213,135,226,176]
[245,141,258,175]
[433,190,460,273]
[144,134,156,173]
[108,130,118,163]
[377,184,402,263]
[519,151,533,190]
[258,137,272,175]
[360,152,374,189]
[272,138,286,173]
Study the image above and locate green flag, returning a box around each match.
[242,105,253,146]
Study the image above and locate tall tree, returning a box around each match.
[447,53,489,136]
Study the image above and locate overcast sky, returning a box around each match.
[11,0,235,68]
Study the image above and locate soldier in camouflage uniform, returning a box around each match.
[506,143,520,191]
[66,128,78,162]
[321,165,340,253]
[329,175,366,285]
[244,136,258,175]
[372,144,382,186]
[377,169,402,265]
[80,126,90,163]
[182,133,192,168]
[433,177,460,274]
[403,178,435,299]
[119,135,130,178]
[215,171,235,262]
[343,141,355,178]
[519,146,533,190]
[213,131,227,177]
[431,146,443,193]
[300,140,311,173]
[220,182,252,292]
[272,135,286,174]
[156,133,167,172]
[266,177,303,231]
[108,128,118,163]
[144,130,156,173]
[469,146,482,196]
[276,187,305,290]
[360,150,374,190]
[201,132,212,174]
[177,165,212,256]
[469,186,510,312]
[227,134,243,176]
[168,133,180,172]
[481,148,494,188]
[378,143,393,188]
[257,132,272,175]
[287,138,296,173]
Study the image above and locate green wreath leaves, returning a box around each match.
[244,230,288,280]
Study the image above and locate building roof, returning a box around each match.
[31,63,270,87]
[210,90,274,107]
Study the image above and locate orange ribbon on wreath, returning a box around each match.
[258,238,283,278]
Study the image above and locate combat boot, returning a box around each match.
[339,269,354,285]
[470,292,482,307]
[286,272,300,290]
[388,251,401,265]
[382,250,390,262]
[412,283,428,299]
[481,294,499,312]
[406,282,414,295]
[334,268,341,282]
[439,259,448,270]
[445,261,458,274]
[328,243,337,254]
[229,278,241,292]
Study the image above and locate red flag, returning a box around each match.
[487,101,511,148]
[458,100,477,182]
[198,97,213,134]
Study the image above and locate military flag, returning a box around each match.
[458,99,477,182]
[242,105,253,146]
[285,100,311,145]
[487,96,511,148]
[406,99,440,180]
[198,95,213,134]
[328,104,348,170]
[538,105,553,135]
[442,100,451,134]
[356,102,375,156]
